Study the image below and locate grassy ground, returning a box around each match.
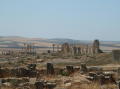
[1,83,117,89]
[68,83,117,89]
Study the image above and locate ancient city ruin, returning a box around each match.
[61,39,103,56]
[0,39,120,89]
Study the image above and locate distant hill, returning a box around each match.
[0,36,52,48]
[48,38,92,44]
[0,36,120,52]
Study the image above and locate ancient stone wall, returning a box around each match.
[112,50,120,61]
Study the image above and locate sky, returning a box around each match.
[0,0,120,41]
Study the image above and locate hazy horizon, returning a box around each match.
[0,0,120,41]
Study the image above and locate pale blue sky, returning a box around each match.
[0,0,120,41]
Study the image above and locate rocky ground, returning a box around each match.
[0,52,120,89]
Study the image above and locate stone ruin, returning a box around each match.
[0,64,37,78]
[66,65,74,74]
[80,63,88,73]
[16,64,37,77]
[87,72,116,85]
[112,50,120,61]
[47,63,55,75]
[35,80,56,89]
[27,64,36,71]
[0,62,120,89]
[93,39,103,54]
[61,43,71,55]
[61,39,102,56]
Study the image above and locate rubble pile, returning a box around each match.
[0,63,119,89]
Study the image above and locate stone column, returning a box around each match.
[47,63,55,75]
[93,39,102,54]
[66,65,74,74]
[80,63,88,73]
[78,47,81,55]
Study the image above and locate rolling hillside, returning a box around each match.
[0,36,120,52]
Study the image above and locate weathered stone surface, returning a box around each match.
[46,82,56,89]
[78,47,81,55]
[35,81,56,89]
[73,47,77,55]
[87,72,116,84]
[66,65,74,74]
[61,43,70,55]
[1,78,29,87]
[11,67,37,77]
[117,81,120,89]
[98,74,105,85]
[60,40,102,56]
[80,63,88,73]
[35,81,44,89]
[88,67,103,72]
[112,50,120,61]
[27,64,36,70]
[93,39,102,54]
[47,63,55,75]
[118,67,120,78]
[0,68,11,78]
[11,68,27,77]
[103,72,116,83]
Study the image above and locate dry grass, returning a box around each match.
[67,83,117,89]
[0,83,117,89]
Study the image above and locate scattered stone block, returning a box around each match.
[46,82,56,89]
[35,81,45,89]
[27,64,36,70]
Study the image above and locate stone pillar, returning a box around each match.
[66,65,74,74]
[80,63,88,73]
[57,45,59,52]
[93,39,101,54]
[73,47,77,55]
[52,44,55,52]
[61,43,70,55]
[118,67,120,74]
[47,63,55,75]
[78,47,81,55]
[112,50,120,61]
[81,48,83,55]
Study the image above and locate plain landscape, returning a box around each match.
[0,36,120,89]
[0,0,120,89]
